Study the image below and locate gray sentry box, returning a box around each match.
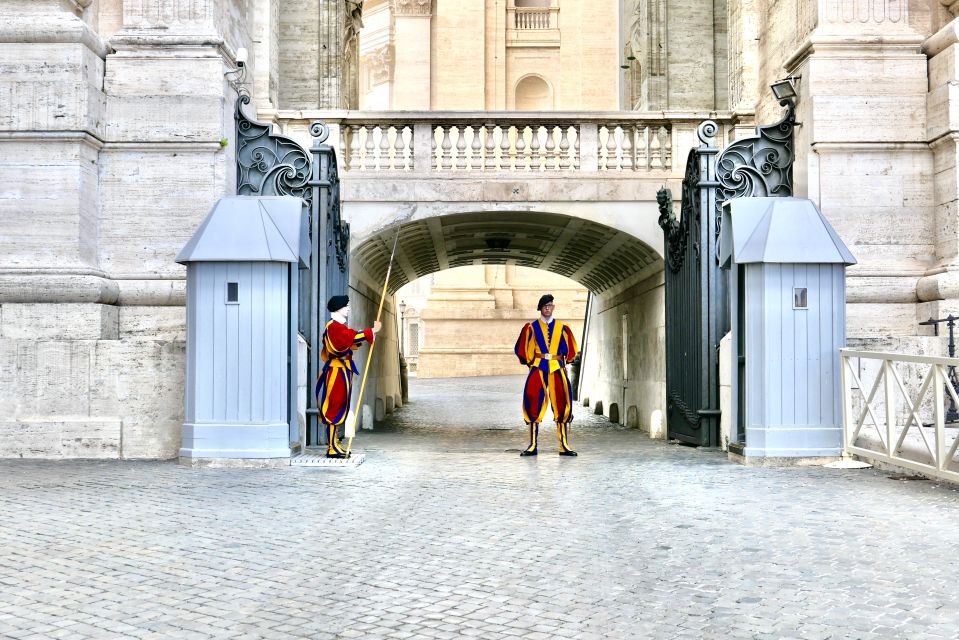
[175,196,309,462]
[720,197,856,459]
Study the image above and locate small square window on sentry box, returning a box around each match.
[793,287,808,310]
[226,282,239,304]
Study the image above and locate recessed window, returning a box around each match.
[793,287,808,310]
[226,282,239,304]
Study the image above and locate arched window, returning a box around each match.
[514,75,553,111]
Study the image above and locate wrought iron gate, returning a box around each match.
[235,93,350,447]
[658,98,796,446]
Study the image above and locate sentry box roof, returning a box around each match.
[176,196,309,268]
[719,197,856,268]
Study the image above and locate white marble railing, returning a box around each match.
[512,7,558,29]
[302,113,693,173]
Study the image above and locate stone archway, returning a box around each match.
[350,210,667,436]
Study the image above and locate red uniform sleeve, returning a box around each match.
[562,324,578,362]
[327,322,362,352]
[514,323,533,366]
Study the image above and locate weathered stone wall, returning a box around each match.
[578,271,665,435]
[0,0,254,459]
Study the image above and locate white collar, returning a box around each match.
[539,316,554,325]
[331,311,348,324]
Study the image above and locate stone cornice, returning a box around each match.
[924,17,959,57]
[0,14,111,58]
[394,0,431,17]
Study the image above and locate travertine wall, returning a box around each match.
[749,0,938,344]
[0,0,254,458]
[578,271,666,435]
[415,265,587,379]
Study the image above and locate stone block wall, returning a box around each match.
[0,0,256,459]
[578,271,665,435]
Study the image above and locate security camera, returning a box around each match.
[236,47,248,68]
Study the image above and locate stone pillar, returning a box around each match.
[918,8,959,324]
[726,0,760,137]
[252,0,280,113]
[0,0,118,458]
[393,0,432,110]
[0,0,255,459]
[777,0,933,341]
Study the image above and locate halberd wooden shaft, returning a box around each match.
[346,226,400,455]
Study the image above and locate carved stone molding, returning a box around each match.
[363,44,394,86]
[67,0,93,11]
[819,0,907,25]
[943,0,959,17]
[394,0,431,17]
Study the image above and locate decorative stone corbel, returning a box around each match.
[394,0,431,17]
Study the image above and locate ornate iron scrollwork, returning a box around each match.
[713,98,796,259]
[657,185,685,273]
[236,92,313,206]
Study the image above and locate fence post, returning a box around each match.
[883,359,896,457]
[840,351,851,450]
[935,364,946,471]
[579,123,599,172]
[413,121,433,172]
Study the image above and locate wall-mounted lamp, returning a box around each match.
[770,76,800,101]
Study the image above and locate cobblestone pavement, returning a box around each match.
[3,376,959,639]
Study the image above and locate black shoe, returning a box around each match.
[558,450,578,457]
[519,449,538,457]
[326,451,350,459]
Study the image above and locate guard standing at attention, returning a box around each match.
[513,294,579,457]
[317,295,381,458]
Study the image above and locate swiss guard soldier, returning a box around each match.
[513,293,579,457]
[317,295,381,458]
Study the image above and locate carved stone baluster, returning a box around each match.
[470,126,482,171]
[342,125,353,171]
[394,126,407,171]
[559,126,570,170]
[351,125,362,170]
[621,124,633,171]
[364,125,375,171]
[501,126,513,170]
[379,126,391,170]
[601,126,614,170]
[573,126,581,170]
[544,125,557,171]
[516,126,528,171]
[530,125,542,171]
[440,126,452,170]
[635,125,649,171]
[431,125,439,170]
[649,126,662,169]
[485,124,497,171]
[659,125,671,169]
[455,126,468,170]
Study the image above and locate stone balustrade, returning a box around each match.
[511,7,558,29]
[272,112,731,175]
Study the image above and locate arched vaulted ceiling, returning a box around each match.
[354,211,662,294]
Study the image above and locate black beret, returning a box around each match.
[537,294,554,311]
[327,295,350,313]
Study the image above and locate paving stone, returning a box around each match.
[2,376,959,638]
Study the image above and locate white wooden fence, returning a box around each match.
[841,349,959,482]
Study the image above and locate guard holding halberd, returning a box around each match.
[513,294,579,457]
[317,295,381,458]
